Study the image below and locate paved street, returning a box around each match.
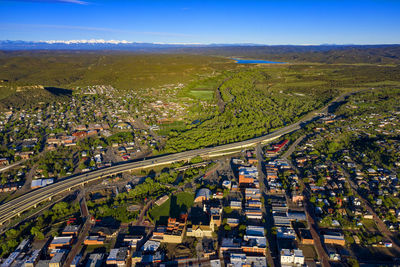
[282,137,331,267]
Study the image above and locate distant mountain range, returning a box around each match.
[1,40,400,65]
[1,40,398,50]
[0,40,266,50]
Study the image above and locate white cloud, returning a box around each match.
[58,0,89,4]
[41,39,132,44]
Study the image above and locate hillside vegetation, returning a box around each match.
[162,63,400,152]
[0,52,235,94]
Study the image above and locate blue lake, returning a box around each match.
[233,58,286,64]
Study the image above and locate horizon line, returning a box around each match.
[1,39,400,46]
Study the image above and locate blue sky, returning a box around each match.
[1,0,399,44]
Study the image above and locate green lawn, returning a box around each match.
[149,191,194,223]
[189,90,214,100]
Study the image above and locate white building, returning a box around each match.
[280,249,304,265]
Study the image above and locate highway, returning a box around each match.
[0,91,351,226]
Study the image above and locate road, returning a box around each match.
[0,91,352,226]
[255,144,276,267]
[282,136,331,267]
[281,135,306,159]
[0,160,26,173]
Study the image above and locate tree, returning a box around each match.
[30,227,45,240]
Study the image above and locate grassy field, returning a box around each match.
[189,89,214,100]
[0,53,235,91]
[149,191,194,223]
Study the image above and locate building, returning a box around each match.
[238,166,258,186]
[226,218,239,227]
[219,238,242,255]
[62,225,80,236]
[15,151,34,160]
[222,180,232,189]
[24,250,41,267]
[245,188,261,200]
[91,227,118,238]
[186,225,213,238]
[194,188,212,203]
[323,233,346,246]
[141,240,160,252]
[228,253,266,267]
[210,213,222,230]
[245,208,263,220]
[298,229,314,245]
[230,201,242,210]
[0,158,9,166]
[163,214,188,243]
[151,226,166,242]
[280,249,305,265]
[70,255,82,267]
[48,236,73,250]
[31,178,54,189]
[84,236,105,246]
[154,195,169,206]
[106,247,128,267]
[242,226,267,255]
[247,200,262,208]
[277,227,296,239]
[122,235,144,249]
[85,254,104,267]
[49,252,67,267]
[1,252,20,267]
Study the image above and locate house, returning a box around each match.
[226,218,240,227]
[0,158,9,166]
[186,225,213,238]
[15,151,34,160]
